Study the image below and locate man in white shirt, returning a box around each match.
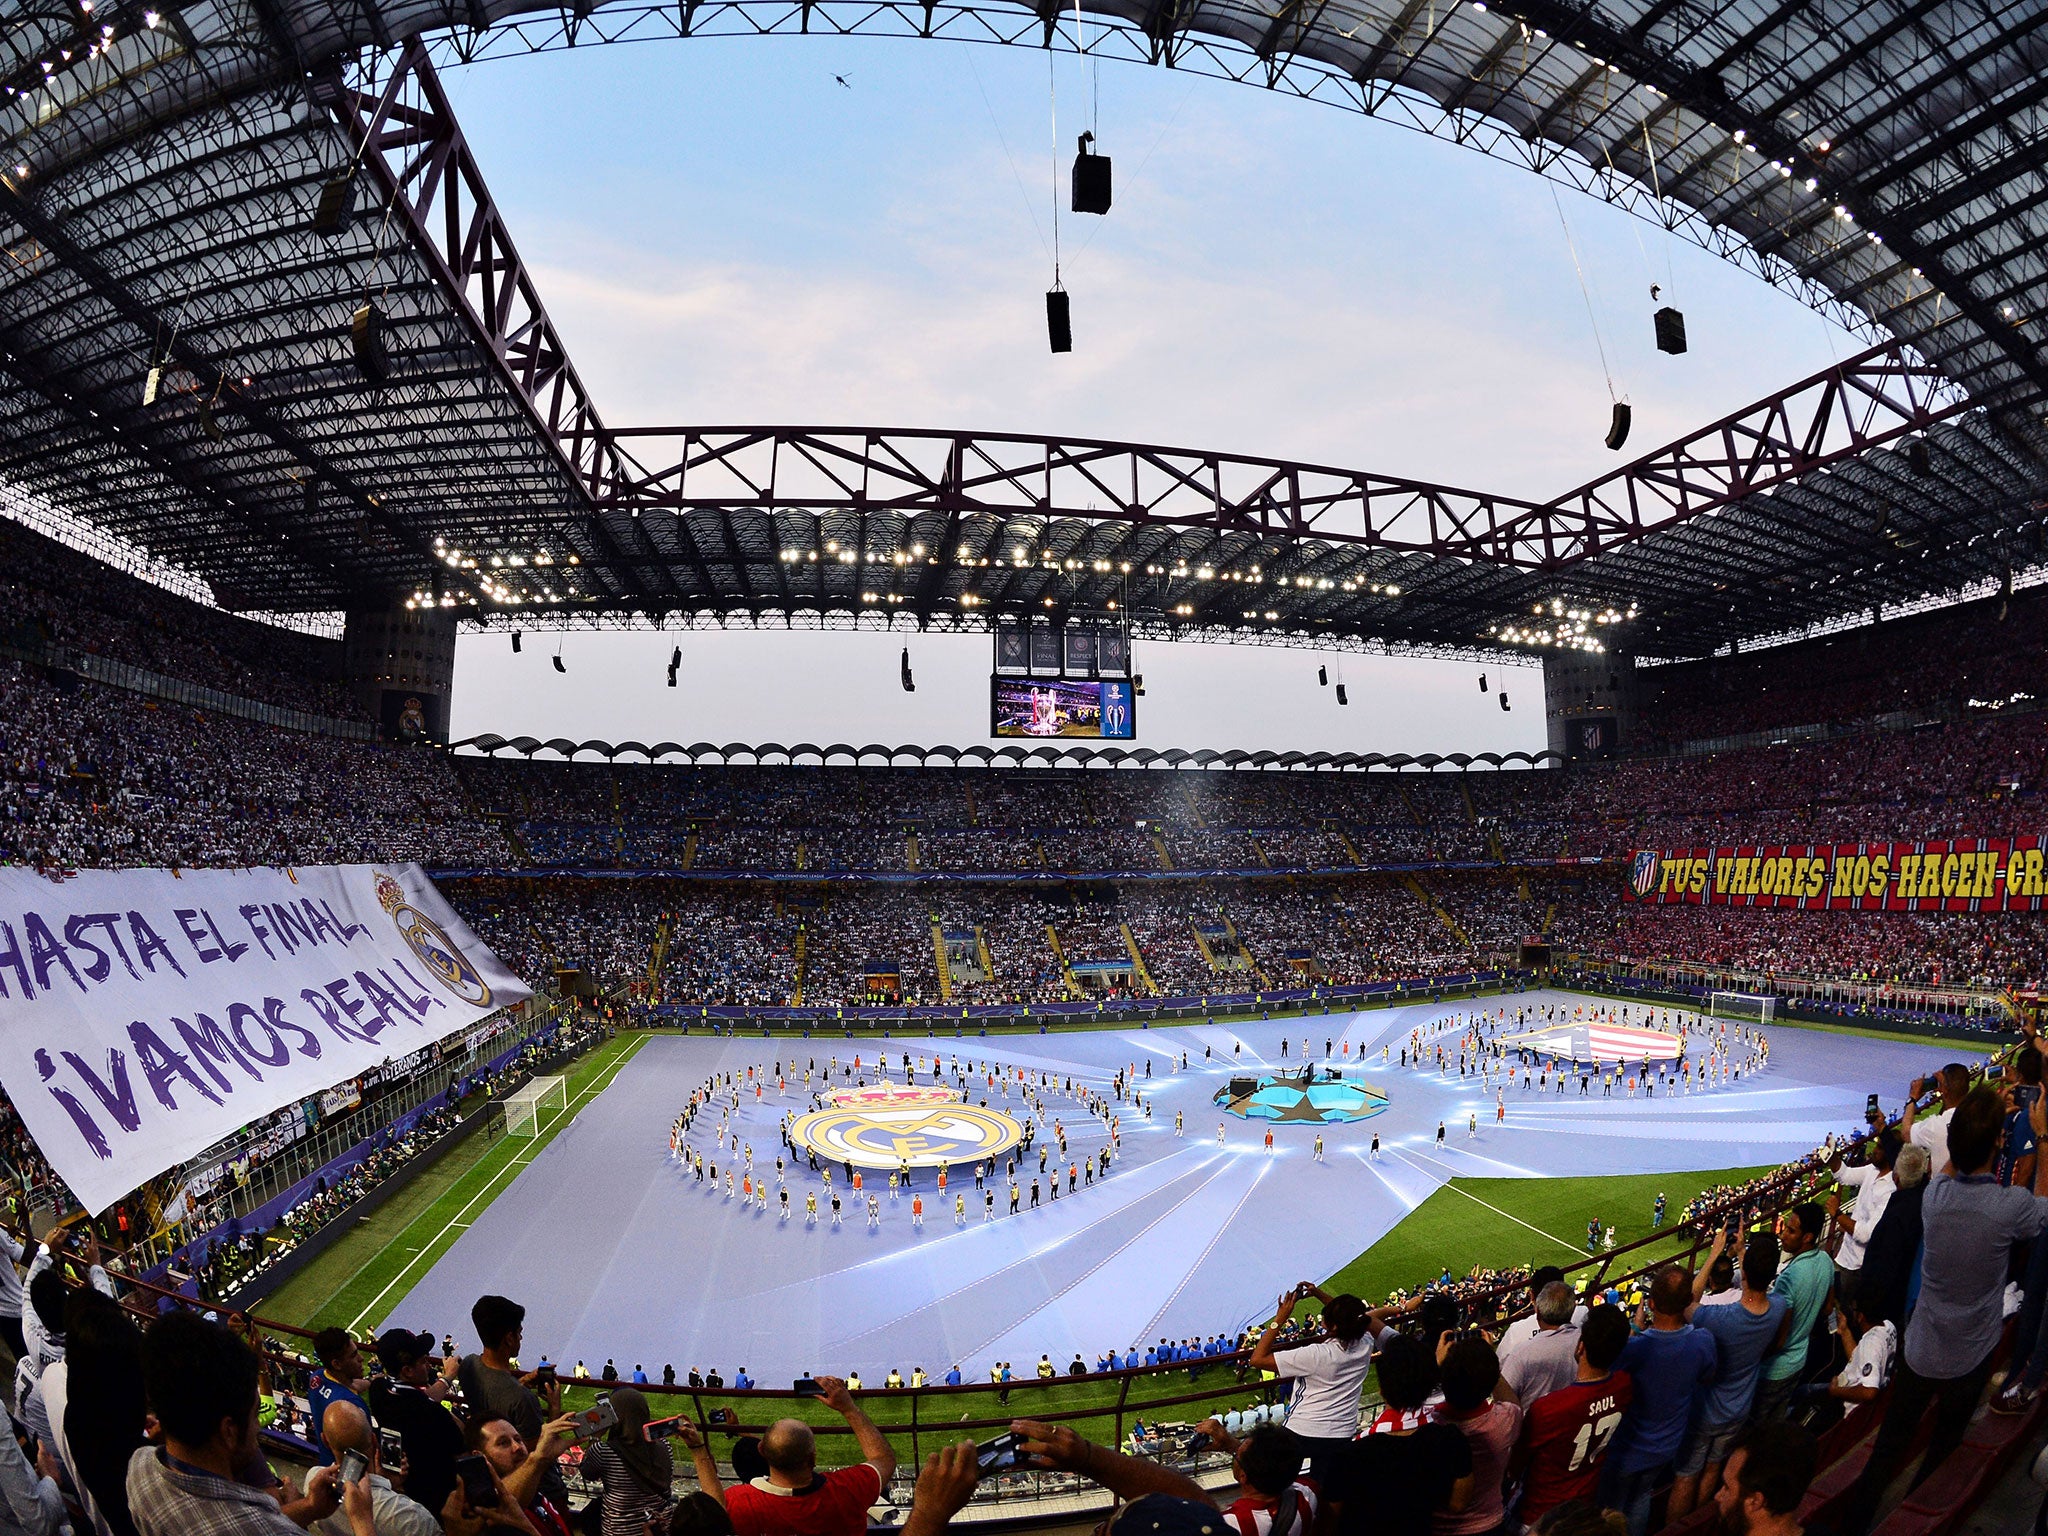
[1828,1133,1898,1312]
[1826,1299,1896,1406]
[315,1401,442,1536]
[1498,1283,1584,1406]
[1496,1269,1587,1365]
[1901,1065,1968,1176]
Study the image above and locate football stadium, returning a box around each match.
[0,4,2046,1536]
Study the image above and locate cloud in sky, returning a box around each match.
[437,36,1862,753]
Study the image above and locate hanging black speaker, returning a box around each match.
[1046,289,1072,354]
[1478,673,1487,692]
[1335,683,1348,706]
[311,170,358,237]
[552,654,566,674]
[351,302,390,384]
[1071,132,1112,215]
[1653,306,1688,355]
[900,646,916,693]
[511,631,522,653]
[1499,692,1511,711]
[1605,402,1632,451]
[1906,438,1931,475]
[1317,665,1328,686]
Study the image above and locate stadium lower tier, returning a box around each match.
[444,873,2048,1011]
[378,996,1953,1381]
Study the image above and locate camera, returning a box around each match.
[455,1454,498,1508]
[975,1431,1026,1474]
[570,1394,620,1440]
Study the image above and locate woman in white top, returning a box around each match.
[1248,1284,1420,1504]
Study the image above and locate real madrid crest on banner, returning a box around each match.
[377,871,493,1007]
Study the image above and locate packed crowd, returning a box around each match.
[0,518,362,718]
[1633,583,2048,748]
[188,1105,468,1300]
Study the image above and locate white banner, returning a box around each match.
[0,864,531,1213]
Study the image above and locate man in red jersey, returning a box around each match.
[1508,1304,1633,1528]
[725,1375,896,1536]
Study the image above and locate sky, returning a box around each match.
[441,33,1866,753]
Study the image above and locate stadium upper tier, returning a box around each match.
[7,559,2048,1007]
[0,2,2044,654]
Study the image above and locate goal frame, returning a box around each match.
[1708,991,1777,1024]
[501,1075,570,1138]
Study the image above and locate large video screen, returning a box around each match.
[991,677,1136,739]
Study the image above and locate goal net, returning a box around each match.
[502,1076,570,1138]
[1709,991,1777,1024]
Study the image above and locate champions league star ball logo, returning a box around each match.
[375,872,493,1008]
[1631,849,1661,898]
[791,1099,1023,1168]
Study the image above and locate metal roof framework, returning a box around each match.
[0,0,2042,657]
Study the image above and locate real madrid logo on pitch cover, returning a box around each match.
[790,1095,1022,1168]
[376,872,492,1007]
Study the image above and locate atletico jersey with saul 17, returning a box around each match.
[1511,1372,1634,1528]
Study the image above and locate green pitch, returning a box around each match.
[1322,1165,1778,1304]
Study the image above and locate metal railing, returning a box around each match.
[124,998,590,1276]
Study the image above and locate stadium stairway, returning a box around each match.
[1151,829,1174,870]
[930,921,953,1002]
[647,913,674,990]
[1045,924,1083,999]
[1397,782,1428,832]
[1221,912,1271,988]
[1399,873,1471,948]
[1120,922,1160,995]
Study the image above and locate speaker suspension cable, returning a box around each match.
[1048,47,1063,286]
[1548,180,1631,448]
[1638,118,1677,299]
[965,49,1052,266]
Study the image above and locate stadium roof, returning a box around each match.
[451,733,1564,768]
[0,0,2043,659]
